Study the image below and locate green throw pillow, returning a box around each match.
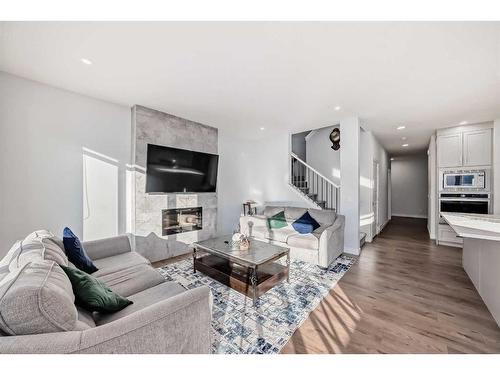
[60,265,133,313]
[268,210,288,229]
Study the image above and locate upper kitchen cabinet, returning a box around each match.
[463,129,492,167]
[437,124,493,168]
[437,133,462,168]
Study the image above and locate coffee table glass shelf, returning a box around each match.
[192,235,290,305]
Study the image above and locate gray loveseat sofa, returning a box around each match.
[240,206,345,268]
[0,231,212,354]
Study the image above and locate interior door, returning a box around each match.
[372,161,380,237]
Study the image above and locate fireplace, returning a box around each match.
[162,207,203,236]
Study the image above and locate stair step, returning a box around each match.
[307,193,317,200]
[316,201,326,208]
[294,182,308,187]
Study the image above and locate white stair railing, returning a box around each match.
[289,152,340,211]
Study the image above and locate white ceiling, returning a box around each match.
[1,22,500,154]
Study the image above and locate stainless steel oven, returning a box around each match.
[439,193,490,222]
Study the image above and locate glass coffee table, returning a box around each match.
[193,235,290,305]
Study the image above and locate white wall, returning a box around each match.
[373,134,390,231]
[305,126,341,186]
[0,72,131,256]
[359,129,373,239]
[391,154,429,218]
[339,117,360,255]
[291,131,309,161]
[359,130,390,242]
[427,135,437,238]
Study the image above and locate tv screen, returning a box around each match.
[146,144,219,193]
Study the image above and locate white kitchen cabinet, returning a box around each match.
[437,133,463,168]
[437,127,492,168]
[463,129,492,167]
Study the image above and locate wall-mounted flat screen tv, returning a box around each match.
[146,144,219,193]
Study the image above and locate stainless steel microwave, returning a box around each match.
[443,170,486,189]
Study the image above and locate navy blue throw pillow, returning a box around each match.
[292,211,321,234]
[62,227,98,274]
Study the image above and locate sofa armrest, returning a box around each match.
[83,235,132,260]
[318,215,345,268]
[239,215,268,237]
[0,286,212,354]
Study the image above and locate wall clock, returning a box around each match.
[330,127,340,150]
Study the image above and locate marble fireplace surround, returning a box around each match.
[129,105,218,262]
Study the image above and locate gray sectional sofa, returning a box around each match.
[0,231,212,354]
[240,206,345,268]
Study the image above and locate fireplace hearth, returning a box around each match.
[162,207,203,236]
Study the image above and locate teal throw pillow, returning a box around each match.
[268,210,288,229]
[60,265,132,313]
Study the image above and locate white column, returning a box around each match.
[494,119,500,214]
[340,117,361,255]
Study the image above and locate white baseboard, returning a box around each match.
[392,213,428,219]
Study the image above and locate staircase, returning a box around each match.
[289,152,340,211]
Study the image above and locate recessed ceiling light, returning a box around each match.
[334,106,341,111]
[259,127,265,131]
[402,143,409,147]
[397,126,406,130]
[459,121,468,125]
[390,158,395,161]
[80,58,93,65]
[401,136,407,140]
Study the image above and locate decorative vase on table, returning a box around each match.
[231,233,250,251]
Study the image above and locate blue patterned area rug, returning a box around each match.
[158,254,357,354]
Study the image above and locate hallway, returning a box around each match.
[282,217,500,353]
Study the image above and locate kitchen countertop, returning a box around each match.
[441,213,500,242]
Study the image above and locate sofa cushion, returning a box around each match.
[250,225,270,240]
[63,227,98,274]
[287,233,320,250]
[96,264,165,297]
[1,234,68,273]
[60,265,132,314]
[76,306,96,329]
[92,252,150,277]
[0,261,77,335]
[0,266,8,283]
[83,235,132,261]
[292,211,321,234]
[308,208,336,226]
[268,226,297,243]
[264,206,285,218]
[284,207,308,222]
[93,282,186,326]
[0,241,22,270]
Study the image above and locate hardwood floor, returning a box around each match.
[281,217,500,353]
[153,217,500,353]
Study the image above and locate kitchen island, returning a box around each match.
[442,213,500,327]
